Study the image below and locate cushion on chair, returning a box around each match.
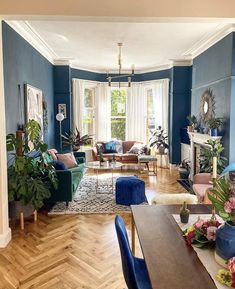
[116,176,146,205]
[56,152,78,168]
[52,160,68,170]
[151,193,198,205]
[193,184,212,203]
[48,149,58,160]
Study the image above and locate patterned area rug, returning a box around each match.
[49,175,147,214]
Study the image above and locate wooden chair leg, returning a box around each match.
[34,210,37,222]
[20,212,24,230]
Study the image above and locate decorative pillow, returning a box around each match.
[56,152,78,168]
[48,149,58,160]
[128,143,147,155]
[113,139,123,154]
[96,143,105,154]
[51,160,68,170]
[103,141,117,153]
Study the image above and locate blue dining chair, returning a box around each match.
[115,215,152,289]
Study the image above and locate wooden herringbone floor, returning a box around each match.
[0,167,184,289]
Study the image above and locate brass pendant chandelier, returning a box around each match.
[107,43,135,87]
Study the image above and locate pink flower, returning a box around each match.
[229,258,235,273]
[206,226,217,241]
[194,218,204,229]
[224,197,235,213]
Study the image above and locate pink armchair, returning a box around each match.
[192,173,213,203]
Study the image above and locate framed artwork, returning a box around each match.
[58,103,67,118]
[24,84,44,139]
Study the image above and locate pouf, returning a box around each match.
[115,176,146,205]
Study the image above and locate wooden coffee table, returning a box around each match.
[85,161,123,193]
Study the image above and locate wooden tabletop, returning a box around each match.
[131,204,217,289]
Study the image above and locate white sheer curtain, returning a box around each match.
[72,79,84,132]
[95,82,111,141]
[152,79,169,132]
[126,83,146,143]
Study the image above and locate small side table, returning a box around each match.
[138,155,157,175]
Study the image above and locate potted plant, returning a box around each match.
[207,117,223,136]
[178,159,191,179]
[62,127,93,151]
[180,202,190,223]
[7,120,57,219]
[149,126,169,155]
[200,139,227,175]
[187,115,197,132]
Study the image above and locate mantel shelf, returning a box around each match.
[188,132,222,146]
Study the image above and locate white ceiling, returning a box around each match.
[10,20,234,72]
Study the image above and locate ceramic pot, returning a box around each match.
[9,201,34,220]
[180,213,189,224]
[158,146,165,155]
[178,168,190,179]
[216,221,235,260]
[210,128,218,137]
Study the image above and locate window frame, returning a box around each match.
[110,86,127,141]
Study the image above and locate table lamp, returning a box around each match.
[56,112,65,152]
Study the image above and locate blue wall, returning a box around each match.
[54,66,72,150]
[170,66,192,164]
[191,33,234,161]
[3,20,192,163]
[2,22,55,147]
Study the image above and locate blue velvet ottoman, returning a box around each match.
[115,176,146,206]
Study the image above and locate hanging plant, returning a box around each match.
[42,97,48,133]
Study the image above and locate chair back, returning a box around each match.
[115,215,139,289]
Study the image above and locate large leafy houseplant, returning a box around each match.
[7,120,57,211]
[149,126,169,154]
[62,127,93,151]
[200,139,227,174]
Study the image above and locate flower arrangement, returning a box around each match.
[217,257,235,287]
[183,217,221,249]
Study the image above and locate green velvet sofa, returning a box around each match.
[45,151,86,205]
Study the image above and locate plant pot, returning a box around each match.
[73,145,80,151]
[9,201,34,220]
[187,125,193,132]
[215,221,235,260]
[180,213,189,224]
[210,128,218,137]
[158,146,165,155]
[178,168,190,179]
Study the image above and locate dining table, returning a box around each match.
[131,204,217,289]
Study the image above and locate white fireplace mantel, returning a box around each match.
[188,132,222,146]
[188,132,222,180]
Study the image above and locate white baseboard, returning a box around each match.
[0,228,11,248]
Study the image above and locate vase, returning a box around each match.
[216,221,235,260]
[158,146,165,155]
[210,128,218,136]
[9,201,34,220]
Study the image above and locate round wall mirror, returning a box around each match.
[200,89,215,123]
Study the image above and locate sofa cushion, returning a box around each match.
[122,141,136,153]
[128,142,147,155]
[56,152,78,168]
[52,160,68,170]
[193,184,212,202]
[102,153,122,161]
[121,153,138,162]
[48,149,58,160]
[103,141,118,153]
